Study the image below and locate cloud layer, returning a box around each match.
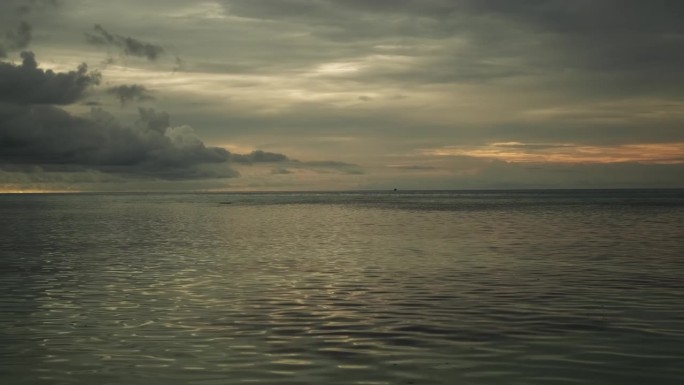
[0,52,236,183]
[1,0,683,190]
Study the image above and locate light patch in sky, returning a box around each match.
[162,2,227,20]
[314,61,362,75]
[425,143,684,164]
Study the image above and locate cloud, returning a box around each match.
[10,0,60,15]
[0,54,236,181]
[2,21,32,55]
[0,2,372,190]
[290,160,364,175]
[271,167,293,175]
[136,107,171,133]
[218,0,684,95]
[0,53,354,184]
[107,84,154,106]
[0,0,60,57]
[230,150,289,164]
[0,51,101,105]
[0,104,238,180]
[226,149,364,174]
[222,0,454,41]
[5,0,681,190]
[86,24,165,61]
[423,142,684,165]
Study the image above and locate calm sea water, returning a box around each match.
[1,190,683,385]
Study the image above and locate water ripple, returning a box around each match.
[1,192,683,384]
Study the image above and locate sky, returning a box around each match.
[1,0,683,192]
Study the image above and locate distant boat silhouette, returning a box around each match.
[393,188,398,192]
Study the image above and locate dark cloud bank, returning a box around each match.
[1,47,359,188]
[0,51,100,105]
[0,1,360,190]
[0,52,348,184]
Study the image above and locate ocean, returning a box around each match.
[1,190,683,384]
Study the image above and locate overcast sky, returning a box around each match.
[1,0,683,191]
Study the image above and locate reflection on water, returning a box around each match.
[1,191,683,384]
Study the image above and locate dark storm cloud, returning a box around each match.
[0,52,236,180]
[0,105,237,180]
[107,84,154,106]
[86,24,165,61]
[0,52,326,182]
[0,51,101,105]
[0,100,353,180]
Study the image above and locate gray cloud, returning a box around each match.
[229,150,364,175]
[467,1,684,76]
[0,54,354,183]
[291,160,364,175]
[0,2,371,189]
[0,51,101,105]
[230,150,289,164]
[0,0,59,57]
[107,84,154,106]
[0,52,235,180]
[219,0,684,95]
[222,0,454,41]
[0,101,358,180]
[86,24,165,61]
[2,21,32,54]
[4,0,682,190]
[12,0,60,15]
[0,104,237,180]
[136,107,171,133]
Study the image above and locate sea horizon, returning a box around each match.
[3,187,684,194]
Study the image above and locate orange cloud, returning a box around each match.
[424,142,684,164]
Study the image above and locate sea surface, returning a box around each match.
[1,190,683,385]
